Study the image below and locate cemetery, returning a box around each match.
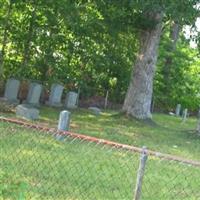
[0,1,200,199]
[0,77,200,199]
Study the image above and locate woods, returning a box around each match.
[0,0,199,118]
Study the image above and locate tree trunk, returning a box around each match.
[0,2,12,77]
[163,21,180,92]
[123,12,163,119]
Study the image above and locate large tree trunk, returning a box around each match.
[163,21,180,93]
[123,12,163,119]
[0,2,12,77]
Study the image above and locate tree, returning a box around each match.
[122,1,199,119]
[122,11,163,119]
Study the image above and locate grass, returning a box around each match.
[1,121,200,200]
[1,106,200,160]
[15,106,200,160]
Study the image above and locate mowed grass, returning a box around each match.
[1,106,200,160]
[1,121,200,200]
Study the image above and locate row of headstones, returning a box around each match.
[2,78,78,108]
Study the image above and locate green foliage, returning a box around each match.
[0,0,199,108]
[155,32,200,111]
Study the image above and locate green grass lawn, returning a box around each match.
[1,106,200,161]
[1,121,200,200]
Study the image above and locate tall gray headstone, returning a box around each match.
[58,110,71,131]
[65,91,78,109]
[24,83,42,106]
[4,78,20,104]
[46,84,64,107]
[175,104,181,116]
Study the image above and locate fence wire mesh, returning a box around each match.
[0,118,200,200]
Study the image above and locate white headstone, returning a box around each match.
[58,110,71,131]
[175,104,181,116]
[46,84,64,107]
[4,78,20,104]
[182,108,188,122]
[24,83,42,106]
[197,110,200,134]
[64,91,78,109]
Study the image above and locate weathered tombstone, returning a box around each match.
[46,83,64,107]
[182,108,188,122]
[24,82,42,106]
[16,104,39,120]
[64,91,78,109]
[88,107,101,115]
[175,104,181,117]
[3,78,20,104]
[58,110,71,131]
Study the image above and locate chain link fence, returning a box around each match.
[1,117,200,200]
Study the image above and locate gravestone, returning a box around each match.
[198,109,200,118]
[182,108,188,122]
[24,82,42,106]
[58,110,71,131]
[197,110,200,134]
[88,107,101,115]
[46,84,64,107]
[3,78,20,104]
[175,104,181,117]
[64,91,78,109]
[16,104,39,120]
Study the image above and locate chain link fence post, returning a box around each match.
[134,147,148,200]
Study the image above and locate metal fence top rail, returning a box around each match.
[1,116,200,167]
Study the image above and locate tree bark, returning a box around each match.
[0,2,12,77]
[163,21,180,92]
[123,12,163,119]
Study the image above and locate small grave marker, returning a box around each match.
[58,110,71,131]
[88,107,101,115]
[16,104,39,120]
[197,109,200,134]
[182,108,188,122]
[175,104,181,117]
